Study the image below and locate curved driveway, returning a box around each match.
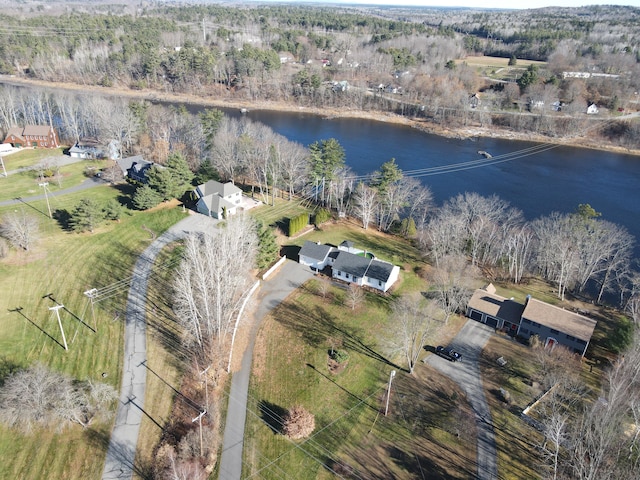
[425,320,498,480]
[102,214,219,480]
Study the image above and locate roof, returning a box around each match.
[23,125,53,136]
[468,289,525,325]
[340,240,354,249]
[333,251,395,282]
[299,241,333,262]
[522,298,597,342]
[196,180,241,199]
[197,194,235,213]
[115,155,152,176]
[5,125,54,139]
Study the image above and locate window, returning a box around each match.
[520,328,529,334]
[565,334,576,341]
[378,280,382,286]
[522,318,531,325]
[346,273,350,279]
[577,339,587,345]
[550,328,559,334]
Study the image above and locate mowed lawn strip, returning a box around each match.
[245,271,476,479]
[0,185,187,480]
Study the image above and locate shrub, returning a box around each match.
[288,212,309,236]
[330,350,349,364]
[282,405,315,439]
[313,208,331,226]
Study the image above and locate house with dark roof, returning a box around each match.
[3,125,59,148]
[298,240,400,292]
[467,284,597,356]
[115,155,155,183]
[193,180,242,219]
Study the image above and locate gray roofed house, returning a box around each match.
[298,240,400,292]
[299,241,334,270]
[68,137,104,159]
[194,180,243,219]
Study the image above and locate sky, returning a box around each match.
[256,0,639,9]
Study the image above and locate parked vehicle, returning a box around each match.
[435,345,462,362]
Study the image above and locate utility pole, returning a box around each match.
[49,304,68,351]
[384,370,396,416]
[200,365,211,411]
[38,182,52,219]
[192,409,206,457]
[84,288,98,331]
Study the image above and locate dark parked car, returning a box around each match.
[435,345,462,362]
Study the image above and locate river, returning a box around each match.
[216,108,639,258]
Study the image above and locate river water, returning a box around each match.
[226,108,640,256]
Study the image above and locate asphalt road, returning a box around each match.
[102,214,220,480]
[218,261,315,480]
[425,320,498,480]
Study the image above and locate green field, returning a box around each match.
[244,280,477,479]
[0,149,188,479]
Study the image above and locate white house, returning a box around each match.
[587,104,599,115]
[194,180,243,219]
[299,241,334,270]
[298,240,400,293]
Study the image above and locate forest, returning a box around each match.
[0,2,638,148]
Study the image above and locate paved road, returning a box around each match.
[425,320,498,480]
[102,214,220,480]
[0,176,105,207]
[218,261,315,480]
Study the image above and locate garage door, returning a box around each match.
[485,316,498,328]
[469,310,483,322]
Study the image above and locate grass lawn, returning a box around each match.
[458,55,547,82]
[244,282,477,479]
[0,184,188,480]
[1,147,69,171]
[0,160,106,202]
[479,334,545,480]
[249,196,313,232]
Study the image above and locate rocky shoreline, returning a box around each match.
[1,75,639,157]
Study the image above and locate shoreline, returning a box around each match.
[1,75,639,157]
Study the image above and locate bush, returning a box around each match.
[288,212,309,236]
[313,208,331,226]
[330,349,349,364]
[282,405,315,439]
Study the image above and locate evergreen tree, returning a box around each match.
[256,221,279,270]
[69,198,106,233]
[133,185,162,210]
[103,199,123,221]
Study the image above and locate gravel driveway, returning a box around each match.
[425,320,498,480]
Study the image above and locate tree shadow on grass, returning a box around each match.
[274,301,403,371]
[258,400,287,434]
[84,428,154,479]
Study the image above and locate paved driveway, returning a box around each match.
[425,320,498,480]
[218,261,315,480]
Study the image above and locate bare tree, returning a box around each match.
[0,210,39,251]
[282,405,315,439]
[345,283,364,310]
[173,215,258,368]
[428,254,477,324]
[0,364,116,432]
[389,294,440,374]
[351,182,377,230]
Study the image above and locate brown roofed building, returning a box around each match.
[3,125,60,148]
[466,284,597,356]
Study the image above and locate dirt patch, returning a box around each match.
[327,356,348,375]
